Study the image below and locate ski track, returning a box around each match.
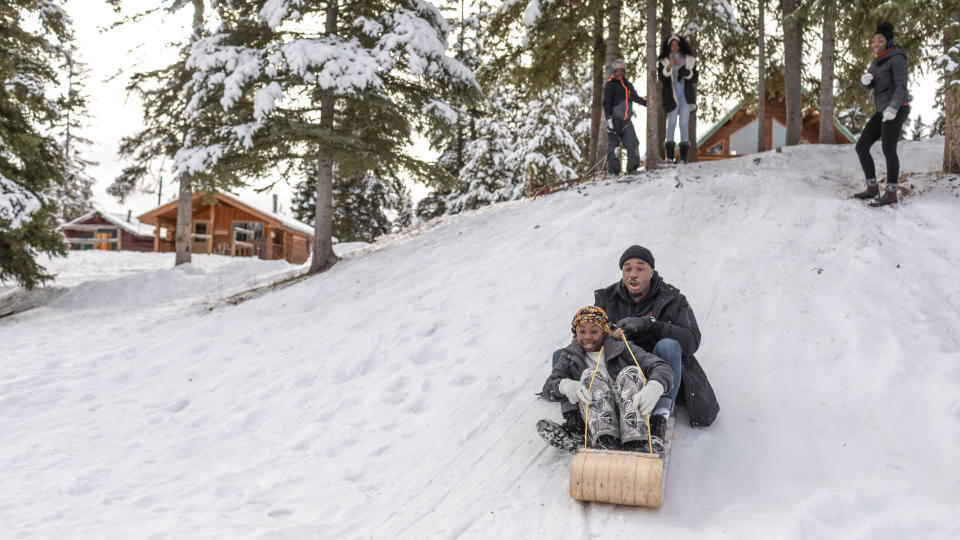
[2,141,960,538]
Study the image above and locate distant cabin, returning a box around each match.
[697,93,856,161]
[137,192,314,265]
[61,209,160,251]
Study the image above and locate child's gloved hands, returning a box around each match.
[558,379,592,405]
[631,380,664,416]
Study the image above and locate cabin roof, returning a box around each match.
[137,192,314,237]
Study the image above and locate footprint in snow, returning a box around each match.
[168,399,190,413]
[268,509,292,518]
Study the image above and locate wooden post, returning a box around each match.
[208,203,216,254]
[265,226,273,260]
[154,222,160,252]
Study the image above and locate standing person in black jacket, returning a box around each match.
[853,21,911,207]
[658,35,698,163]
[595,245,719,428]
[603,59,647,175]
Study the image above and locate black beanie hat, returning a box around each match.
[874,22,894,46]
[619,245,655,269]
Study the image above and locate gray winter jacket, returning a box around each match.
[860,45,910,114]
[542,334,674,402]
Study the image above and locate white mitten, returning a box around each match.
[631,380,665,416]
[861,72,873,85]
[882,107,897,122]
[606,118,614,132]
[558,379,591,405]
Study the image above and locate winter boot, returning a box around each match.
[665,141,676,162]
[648,414,667,454]
[537,418,582,454]
[853,179,879,199]
[594,435,622,451]
[869,184,898,207]
[678,142,690,163]
[562,409,586,436]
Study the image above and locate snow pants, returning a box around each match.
[856,105,910,185]
[606,118,641,174]
[575,366,650,445]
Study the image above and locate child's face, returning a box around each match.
[576,322,605,352]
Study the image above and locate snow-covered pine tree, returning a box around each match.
[53,42,95,222]
[0,1,72,289]
[436,83,523,217]
[291,161,412,242]
[511,89,581,193]
[177,0,478,274]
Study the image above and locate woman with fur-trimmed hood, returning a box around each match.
[657,35,698,163]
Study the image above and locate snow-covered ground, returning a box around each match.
[2,139,959,539]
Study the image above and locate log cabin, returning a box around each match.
[61,209,159,251]
[697,94,856,161]
[137,192,314,264]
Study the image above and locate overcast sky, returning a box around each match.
[64,1,940,221]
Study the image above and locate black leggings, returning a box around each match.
[856,105,910,184]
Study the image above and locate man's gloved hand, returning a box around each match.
[631,380,664,416]
[616,316,654,335]
[861,72,874,86]
[606,118,615,133]
[558,379,593,404]
[882,107,897,122]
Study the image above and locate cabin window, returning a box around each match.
[194,222,207,235]
[232,221,265,243]
[707,142,723,154]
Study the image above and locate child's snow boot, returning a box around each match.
[869,184,898,207]
[665,141,676,162]
[853,179,879,199]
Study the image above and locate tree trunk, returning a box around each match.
[658,0,672,159]
[173,0,206,267]
[174,174,192,265]
[589,3,605,170]
[687,34,698,162]
[819,0,836,144]
[757,0,766,152]
[944,9,960,173]
[309,1,340,274]
[605,0,621,79]
[782,0,803,146]
[645,0,660,169]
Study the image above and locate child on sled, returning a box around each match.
[539,305,674,453]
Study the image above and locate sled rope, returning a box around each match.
[620,333,654,454]
[583,346,604,449]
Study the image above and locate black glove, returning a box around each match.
[616,316,655,335]
[678,67,690,79]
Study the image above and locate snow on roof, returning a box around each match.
[216,191,315,236]
[62,209,159,238]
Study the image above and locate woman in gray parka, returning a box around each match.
[853,21,911,207]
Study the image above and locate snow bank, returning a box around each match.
[1,139,959,538]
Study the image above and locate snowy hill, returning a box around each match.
[2,140,959,539]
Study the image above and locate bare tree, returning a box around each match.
[757,0,766,152]
[645,0,661,169]
[782,0,803,146]
[819,0,836,144]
